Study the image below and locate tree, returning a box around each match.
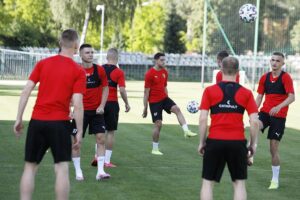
[163,2,186,53]
[130,1,166,53]
[290,20,300,52]
[175,0,207,53]
[0,0,56,47]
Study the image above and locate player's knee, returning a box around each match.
[171,105,181,114]
[154,120,162,128]
[96,134,105,145]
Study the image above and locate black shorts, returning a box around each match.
[258,112,286,141]
[202,139,248,182]
[72,110,106,137]
[149,97,176,122]
[104,101,120,131]
[25,119,72,164]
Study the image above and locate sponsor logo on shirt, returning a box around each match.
[218,100,238,109]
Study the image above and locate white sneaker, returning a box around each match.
[96,173,110,180]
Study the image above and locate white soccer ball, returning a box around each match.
[187,100,199,114]
[239,4,257,23]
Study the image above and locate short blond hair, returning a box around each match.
[222,57,239,75]
[107,48,119,61]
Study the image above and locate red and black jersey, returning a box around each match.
[29,55,86,120]
[144,67,168,103]
[103,64,126,102]
[216,70,240,83]
[83,64,108,110]
[200,82,258,140]
[257,71,294,118]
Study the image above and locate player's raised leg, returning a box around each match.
[170,105,197,138]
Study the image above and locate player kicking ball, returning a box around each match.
[142,52,197,155]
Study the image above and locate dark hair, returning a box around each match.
[217,50,229,60]
[79,43,92,51]
[222,57,239,75]
[59,29,79,48]
[154,52,165,60]
[272,51,285,58]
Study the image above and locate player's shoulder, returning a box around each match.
[114,66,124,73]
[95,64,106,71]
[238,84,252,93]
[205,84,220,93]
[216,70,222,75]
[282,71,293,79]
[38,54,59,64]
[258,72,268,82]
[145,67,154,75]
[162,67,168,73]
[237,84,253,96]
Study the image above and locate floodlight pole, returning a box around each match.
[96,5,105,64]
[201,0,208,88]
[252,0,260,90]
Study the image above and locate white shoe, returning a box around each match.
[96,173,110,180]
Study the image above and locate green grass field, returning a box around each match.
[1,81,300,200]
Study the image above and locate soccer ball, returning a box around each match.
[239,4,257,23]
[187,100,199,114]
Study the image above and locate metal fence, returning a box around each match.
[1,48,299,83]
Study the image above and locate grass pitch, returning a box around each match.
[0,81,300,199]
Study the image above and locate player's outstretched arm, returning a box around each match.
[13,80,36,138]
[72,93,84,150]
[142,88,150,118]
[119,87,130,112]
[198,110,209,156]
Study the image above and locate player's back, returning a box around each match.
[30,55,85,120]
[203,82,256,140]
[104,65,125,101]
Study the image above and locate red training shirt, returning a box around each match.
[29,55,86,120]
[257,71,294,118]
[144,67,168,103]
[83,65,108,110]
[216,70,240,83]
[200,82,258,140]
[107,67,126,102]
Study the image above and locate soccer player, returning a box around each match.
[90,48,131,167]
[71,43,110,180]
[103,48,130,167]
[13,29,86,200]
[215,50,240,83]
[256,52,295,189]
[198,56,259,200]
[142,52,197,155]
